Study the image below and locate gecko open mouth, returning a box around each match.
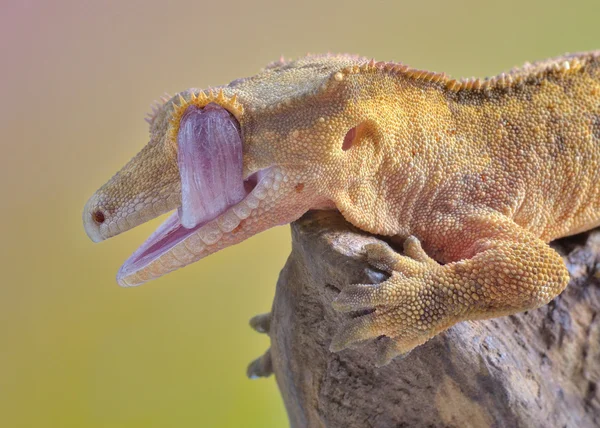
[117,103,272,286]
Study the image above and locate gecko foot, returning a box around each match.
[330,237,447,366]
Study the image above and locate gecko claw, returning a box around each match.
[330,310,387,352]
[363,242,403,273]
[375,338,410,367]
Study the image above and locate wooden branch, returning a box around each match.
[249,211,600,428]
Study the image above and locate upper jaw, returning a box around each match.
[82,181,182,243]
[82,135,181,243]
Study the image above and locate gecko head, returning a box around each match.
[83,54,371,286]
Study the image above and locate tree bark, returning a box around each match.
[250,210,600,428]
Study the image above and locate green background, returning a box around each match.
[2,0,598,426]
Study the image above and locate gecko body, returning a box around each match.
[84,51,600,364]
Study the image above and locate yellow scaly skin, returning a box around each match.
[84,51,600,365]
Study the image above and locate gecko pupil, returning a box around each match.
[93,210,105,224]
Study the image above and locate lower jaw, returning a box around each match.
[116,166,286,287]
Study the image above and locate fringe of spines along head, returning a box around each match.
[166,89,244,149]
[144,93,172,124]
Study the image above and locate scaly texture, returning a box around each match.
[84,51,600,363]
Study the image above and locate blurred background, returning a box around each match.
[1,0,598,426]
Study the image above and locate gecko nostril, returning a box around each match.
[92,210,105,224]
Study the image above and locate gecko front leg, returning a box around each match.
[330,213,571,366]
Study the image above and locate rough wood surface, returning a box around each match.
[250,210,600,428]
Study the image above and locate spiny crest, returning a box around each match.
[144,92,171,124]
[167,89,244,149]
[264,56,287,70]
[356,59,450,85]
[347,52,597,94]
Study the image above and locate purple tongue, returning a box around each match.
[177,103,245,229]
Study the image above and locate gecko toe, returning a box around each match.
[332,278,404,313]
[375,337,410,367]
[330,311,389,352]
[364,242,402,273]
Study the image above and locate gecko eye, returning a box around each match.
[92,210,105,224]
[342,126,357,151]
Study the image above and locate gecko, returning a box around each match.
[83,51,600,366]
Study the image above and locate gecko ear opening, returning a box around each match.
[342,126,357,151]
[342,122,368,151]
